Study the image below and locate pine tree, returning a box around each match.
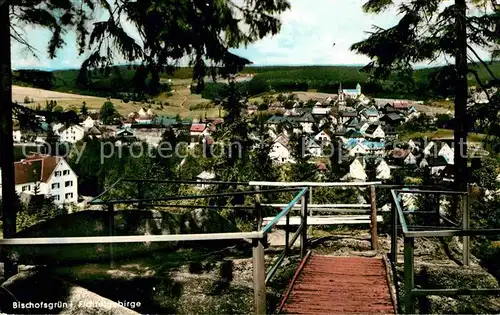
[81,101,88,116]
[351,0,500,190]
[2,0,291,278]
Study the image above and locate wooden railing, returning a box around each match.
[10,180,482,314]
[0,180,311,315]
[389,187,500,314]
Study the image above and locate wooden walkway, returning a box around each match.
[280,256,395,314]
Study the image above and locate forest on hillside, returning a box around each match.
[12,62,500,101]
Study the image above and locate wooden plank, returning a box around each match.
[281,256,395,314]
[262,216,383,226]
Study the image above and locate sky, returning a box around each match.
[10,0,490,70]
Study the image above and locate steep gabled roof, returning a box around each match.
[364,124,381,135]
[392,148,410,159]
[344,129,364,138]
[190,123,207,132]
[274,133,290,148]
[15,154,61,185]
[381,113,404,121]
[86,127,101,135]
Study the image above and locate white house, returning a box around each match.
[376,160,391,180]
[190,123,207,141]
[269,134,294,164]
[59,125,86,143]
[404,152,418,165]
[196,171,216,189]
[408,139,419,151]
[314,130,331,144]
[359,122,371,134]
[420,158,429,168]
[364,125,385,139]
[348,142,368,156]
[424,141,454,164]
[306,139,322,157]
[5,154,78,206]
[13,129,22,142]
[349,157,367,181]
[297,113,315,134]
[82,116,97,128]
[439,143,454,164]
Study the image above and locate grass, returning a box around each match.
[399,128,486,143]
[24,78,220,118]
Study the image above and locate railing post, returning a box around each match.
[108,203,115,268]
[391,200,398,264]
[309,186,313,217]
[309,186,313,235]
[404,237,415,314]
[370,185,378,251]
[255,185,262,230]
[253,238,266,315]
[300,189,309,258]
[285,212,290,255]
[463,185,471,266]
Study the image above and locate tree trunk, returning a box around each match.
[0,3,19,278]
[454,0,468,192]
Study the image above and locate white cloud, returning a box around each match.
[234,0,402,65]
[10,0,495,69]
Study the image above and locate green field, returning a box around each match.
[399,129,486,143]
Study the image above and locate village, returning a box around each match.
[4,82,481,209]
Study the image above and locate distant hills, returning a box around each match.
[12,62,500,101]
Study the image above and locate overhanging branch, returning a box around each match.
[467,44,498,81]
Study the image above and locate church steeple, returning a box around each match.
[338,82,345,103]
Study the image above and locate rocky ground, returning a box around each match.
[2,216,500,314]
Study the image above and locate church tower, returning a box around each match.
[356,83,362,95]
[338,82,345,103]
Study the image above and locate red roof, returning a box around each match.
[15,154,61,185]
[392,148,410,159]
[275,134,290,148]
[392,100,410,109]
[316,163,327,171]
[190,123,206,132]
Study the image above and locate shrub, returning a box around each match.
[123,97,130,103]
[24,96,31,104]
